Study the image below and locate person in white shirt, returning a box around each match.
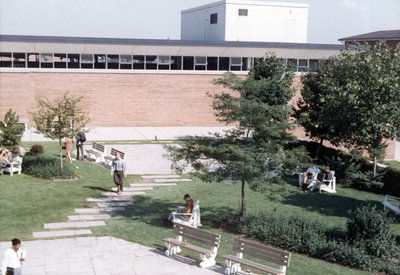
[1,239,26,275]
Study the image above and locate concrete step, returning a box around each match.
[44,221,106,229]
[87,197,133,202]
[141,175,181,179]
[101,192,146,197]
[111,187,153,192]
[130,183,177,187]
[154,179,192,183]
[98,207,125,212]
[33,229,92,238]
[68,214,111,221]
[97,202,134,207]
[74,207,125,213]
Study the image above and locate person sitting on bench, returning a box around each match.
[306,166,332,193]
[300,165,320,189]
[167,194,195,221]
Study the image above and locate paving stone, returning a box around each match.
[130,183,177,187]
[101,191,146,197]
[68,214,111,221]
[154,179,192,182]
[87,197,133,202]
[75,208,101,214]
[111,187,153,191]
[44,221,106,229]
[33,229,92,238]
[99,207,125,212]
[141,175,181,179]
[97,201,134,207]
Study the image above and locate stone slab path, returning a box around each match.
[1,237,224,275]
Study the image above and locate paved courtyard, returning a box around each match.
[0,237,225,275]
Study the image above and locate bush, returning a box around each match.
[22,155,74,179]
[346,204,398,258]
[216,207,399,274]
[28,144,44,156]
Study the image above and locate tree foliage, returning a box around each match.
[31,93,89,169]
[297,42,400,176]
[166,56,310,217]
[0,109,25,149]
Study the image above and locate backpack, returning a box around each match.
[77,132,86,142]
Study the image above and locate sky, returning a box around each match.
[0,0,399,44]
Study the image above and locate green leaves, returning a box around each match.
[0,109,25,149]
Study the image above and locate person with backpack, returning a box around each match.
[76,132,86,160]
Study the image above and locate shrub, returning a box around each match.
[28,144,44,156]
[346,204,398,258]
[22,155,74,179]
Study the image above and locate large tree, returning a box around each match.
[31,93,89,170]
[166,56,309,218]
[297,42,400,176]
[0,109,25,149]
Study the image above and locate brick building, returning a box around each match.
[339,29,400,48]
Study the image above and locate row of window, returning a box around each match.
[0,52,322,72]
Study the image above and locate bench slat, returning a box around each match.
[173,224,220,240]
[222,255,283,275]
[110,148,125,159]
[163,238,212,257]
[232,245,289,266]
[233,238,290,258]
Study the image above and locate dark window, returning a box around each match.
[13,53,26,68]
[242,57,248,71]
[27,53,40,68]
[219,57,229,71]
[107,55,119,69]
[183,56,194,70]
[67,54,80,68]
[0,52,12,67]
[40,53,53,68]
[309,59,319,71]
[207,57,218,70]
[54,53,66,68]
[145,55,157,70]
[94,54,106,69]
[120,55,132,70]
[195,56,206,71]
[230,57,242,71]
[210,13,218,24]
[81,54,94,69]
[158,56,170,70]
[298,59,308,72]
[171,56,182,70]
[238,9,248,16]
[287,59,297,72]
[133,55,144,69]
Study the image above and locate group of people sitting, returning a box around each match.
[0,146,24,174]
[300,166,334,193]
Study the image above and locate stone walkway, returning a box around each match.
[0,237,225,275]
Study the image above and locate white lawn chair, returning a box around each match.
[172,200,202,228]
[1,156,22,176]
[383,195,400,214]
[318,171,336,193]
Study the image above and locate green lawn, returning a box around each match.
[2,141,398,274]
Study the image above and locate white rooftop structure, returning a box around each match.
[181,0,309,43]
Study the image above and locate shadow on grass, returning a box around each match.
[281,191,382,218]
[83,186,112,192]
[108,195,235,229]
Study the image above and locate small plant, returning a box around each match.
[0,109,25,149]
[28,144,44,156]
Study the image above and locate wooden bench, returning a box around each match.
[163,223,220,268]
[171,200,202,228]
[383,195,400,214]
[104,148,125,165]
[85,142,105,163]
[223,238,291,275]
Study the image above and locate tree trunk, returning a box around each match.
[241,177,246,219]
[373,153,377,178]
[315,138,324,159]
[59,138,63,170]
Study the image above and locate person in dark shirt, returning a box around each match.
[167,194,195,222]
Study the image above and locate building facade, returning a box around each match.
[181,0,308,43]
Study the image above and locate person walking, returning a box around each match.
[1,238,26,275]
[64,137,74,164]
[75,132,86,160]
[111,152,126,194]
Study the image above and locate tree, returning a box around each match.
[166,56,310,218]
[0,109,25,149]
[31,93,89,170]
[297,42,400,177]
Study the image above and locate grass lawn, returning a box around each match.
[384,160,400,171]
[1,141,398,274]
